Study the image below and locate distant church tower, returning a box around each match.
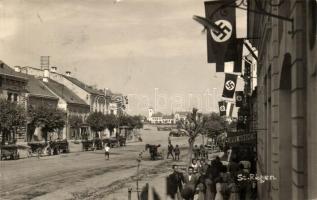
[148,107,154,120]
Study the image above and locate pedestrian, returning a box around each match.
[174,144,180,161]
[200,159,209,176]
[167,142,175,160]
[228,177,240,200]
[167,165,185,199]
[182,167,199,200]
[104,144,110,160]
[191,159,200,174]
[193,145,200,159]
[200,144,206,159]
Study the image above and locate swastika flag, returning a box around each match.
[205,1,243,72]
[218,101,227,116]
[235,91,244,107]
[222,73,238,98]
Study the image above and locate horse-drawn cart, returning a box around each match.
[28,140,69,156]
[82,138,103,151]
[0,145,19,160]
[145,144,164,160]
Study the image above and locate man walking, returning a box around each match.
[167,142,175,160]
[174,144,180,161]
[105,144,110,160]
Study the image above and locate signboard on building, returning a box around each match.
[227,132,256,144]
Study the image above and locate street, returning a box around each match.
[0,127,190,200]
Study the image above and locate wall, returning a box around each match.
[250,1,316,199]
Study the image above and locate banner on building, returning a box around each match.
[226,102,234,117]
[218,101,227,116]
[205,1,243,72]
[222,73,238,98]
[235,91,244,107]
[227,133,256,144]
[237,108,247,130]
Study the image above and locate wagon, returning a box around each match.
[145,144,164,160]
[103,137,119,148]
[0,145,19,160]
[49,140,69,155]
[27,142,48,156]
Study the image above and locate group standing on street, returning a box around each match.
[167,141,181,161]
[167,147,257,200]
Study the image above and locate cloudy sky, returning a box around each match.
[0,0,246,116]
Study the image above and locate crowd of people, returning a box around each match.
[167,153,257,200]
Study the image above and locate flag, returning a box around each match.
[222,73,238,98]
[232,39,244,72]
[237,108,247,130]
[218,101,227,116]
[226,102,234,117]
[235,91,244,107]
[205,0,239,72]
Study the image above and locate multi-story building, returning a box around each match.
[23,66,107,114]
[41,78,90,140]
[0,61,28,104]
[248,1,317,199]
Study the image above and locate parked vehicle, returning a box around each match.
[0,145,19,160]
[49,140,69,155]
[169,129,187,137]
[157,126,172,131]
[103,137,119,148]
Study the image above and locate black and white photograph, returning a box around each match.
[0,0,316,199]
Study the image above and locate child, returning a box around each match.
[105,144,110,160]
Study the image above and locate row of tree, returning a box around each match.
[0,99,143,144]
[85,112,144,137]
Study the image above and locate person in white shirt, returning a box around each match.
[105,144,110,160]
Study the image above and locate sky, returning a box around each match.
[0,0,247,116]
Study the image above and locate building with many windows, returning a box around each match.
[0,61,28,104]
[248,1,317,199]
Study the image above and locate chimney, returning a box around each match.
[66,71,71,77]
[51,66,57,73]
[14,66,21,73]
[43,69,49,82]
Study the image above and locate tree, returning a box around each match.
[28,106,66,142]
[69,115,83,140]
[202,112,227,139]
[104,114,117,136]
[86,112,106,138]
[0,99,26,145]
[177,108,207,169]
[131,115,144,130]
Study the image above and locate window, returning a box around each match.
[7,93,12,101]
[13,94,18,102]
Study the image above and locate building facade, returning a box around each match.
[248,1,317,199]
[42,78,90,140]
[0,61,28,104]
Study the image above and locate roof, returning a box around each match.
[151,112,163,117]
[42,78,89,106]
[0,60,27,81]
[26,75,58,99]
[62,75,104,95]
[175,111,190,116]
[162,115,174,119]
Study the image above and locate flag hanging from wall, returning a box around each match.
[235,91,244,107]
[205,1,242,72]
[222,73,238,98]
[218,101,227,116]
[226,102,234,117]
